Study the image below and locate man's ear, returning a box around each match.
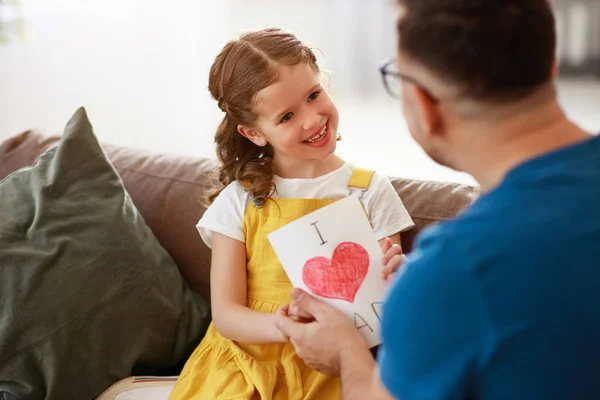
[411,85,443,139]
[238,125,266,147]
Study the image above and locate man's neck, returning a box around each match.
[454,98,592,192]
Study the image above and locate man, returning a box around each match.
[275,1,600,399]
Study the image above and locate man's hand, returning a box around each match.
[275,288,369,375]
[287,299,315,323]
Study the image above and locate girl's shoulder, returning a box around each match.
[369,171,396,194]
[207,181,250,213]
[215,180,247,199]
[197,181,250,248]
[344,163,392,192]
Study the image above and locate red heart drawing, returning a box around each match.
[302,242,370,303]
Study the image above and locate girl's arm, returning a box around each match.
[210,232,287,344]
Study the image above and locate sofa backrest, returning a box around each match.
[0,130,479,301]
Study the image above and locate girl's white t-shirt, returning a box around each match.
[197,163,415,248]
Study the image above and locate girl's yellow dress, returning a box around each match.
[169,168,375,400]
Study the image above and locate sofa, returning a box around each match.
[0,108,479,399]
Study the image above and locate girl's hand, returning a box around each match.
[381,237,405,281]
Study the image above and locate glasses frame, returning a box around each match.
[378,58,440,104]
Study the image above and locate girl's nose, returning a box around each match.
[303,113,321,131]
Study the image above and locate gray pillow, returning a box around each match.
[0,107,210,400]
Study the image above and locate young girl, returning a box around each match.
[168,28,414,400]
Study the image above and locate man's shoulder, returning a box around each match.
[414,196,502,246]
[412,191,531,264]
[413,165,600,272]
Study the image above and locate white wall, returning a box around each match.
[1,0,231,156]
[0,0,397,158]
[1,1,598,185]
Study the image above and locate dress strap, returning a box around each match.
[348,167,375,198]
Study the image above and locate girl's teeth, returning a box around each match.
[306,125,327,143]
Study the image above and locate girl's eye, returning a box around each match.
[280,112,294,123]
[308,91,321,102]
[279,91,321,123]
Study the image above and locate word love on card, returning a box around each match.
[268,195,387,348]
[303,241,369,303]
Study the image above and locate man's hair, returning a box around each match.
[396,0,556,102]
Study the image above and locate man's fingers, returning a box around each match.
[289,304,314,321]
[275,308,305,338]
[289,303,314,323]
[277,304,290,316]
[291,288,329,320]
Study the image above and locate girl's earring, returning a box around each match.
[257,139,265,146]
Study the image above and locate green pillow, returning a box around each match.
[0,108,210,400]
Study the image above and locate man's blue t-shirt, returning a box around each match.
[378,135,600,400]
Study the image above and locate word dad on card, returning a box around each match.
[267,195,386,348]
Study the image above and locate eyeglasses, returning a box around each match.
[378,58,440,104]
